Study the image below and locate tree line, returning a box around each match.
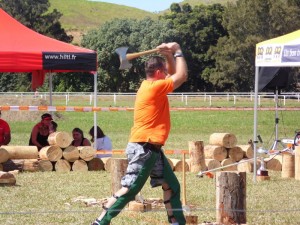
[1,0,300,92]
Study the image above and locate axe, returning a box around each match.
[115,47,159,70]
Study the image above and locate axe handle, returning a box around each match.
[126,49,159,60]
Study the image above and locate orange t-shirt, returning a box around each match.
[129,78,174,145]
[0,119,10,145]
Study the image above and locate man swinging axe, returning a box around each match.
[91,42,188,225]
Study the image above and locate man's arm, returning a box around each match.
[158,42,188,90]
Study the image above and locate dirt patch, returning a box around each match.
[0,97,62,122]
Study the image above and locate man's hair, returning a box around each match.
[145,56,166,77]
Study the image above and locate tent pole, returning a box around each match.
[49,72,53,107]
[253,66,259,183]
[93,72,97,149]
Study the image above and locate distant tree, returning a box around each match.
[161,4,227,91]
[0,0,73,92]
[208,0,300,91]
[81,18,178,92]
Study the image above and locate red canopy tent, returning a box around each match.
[0,8,99,133]
[0,8,97,89]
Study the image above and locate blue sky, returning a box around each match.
[89,0,182,12]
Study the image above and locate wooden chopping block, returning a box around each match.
[128,201,152,212]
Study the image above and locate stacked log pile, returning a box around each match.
[0,131,101,173]
[205,132,259,173]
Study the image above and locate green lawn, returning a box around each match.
[1,94,300,224]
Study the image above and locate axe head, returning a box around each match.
[115,46,132,70]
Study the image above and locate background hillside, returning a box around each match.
[49,0,236,44]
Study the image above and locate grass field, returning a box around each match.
[1,94,300,224]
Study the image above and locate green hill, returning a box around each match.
[49,0,236,44]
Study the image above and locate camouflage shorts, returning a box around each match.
[121,142,165,188]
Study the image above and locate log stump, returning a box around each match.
[209,133,237,148]
[188,141,206,172]
[1,145,38,159]
[38,160,53,172]
[216,171,246,224]
[204,145,227,162]
[55,159,71,172]
[295,146,300,180]
[221,158,237,171]
[282,152,295,178]
[0,171,16,186]
[0,148,9,163]
[78,146,96,161]
[88,158,105,171]
[228,146,244,162]
[48,131,72,148]
[39,146,63,162]
[72,159,88,172]
[111,158,128,195]
[63,146,79,162]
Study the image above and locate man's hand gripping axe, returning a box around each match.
[115,47,159,70]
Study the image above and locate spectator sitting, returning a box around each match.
[0,111,11,146]
[71,127,91,147]
[89,126,112,158]
[50,121,58,133]
[29,113,52,151]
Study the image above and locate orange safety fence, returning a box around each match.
[2,105,300,112]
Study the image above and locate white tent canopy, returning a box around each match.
[253,29,300,181]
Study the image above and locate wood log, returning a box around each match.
[228,146,244,162]
[216,171,246,224]
[128,201,152,212]
[111,158,128,195]
[78,146,96,161]
[39,146,63,162]
[169,158,189,172]
[87,158,104,171]
[55,159,71,172]
[63,146,79,162]
[265,156,282,171]
[38,160,53,172]
[221,158,237,171]
[281,152,295,178]
[209,133,237,148]
[8,170,19,176]
[102,157,112,172]
[1,145,38,159]
[2,159,39,172]
[48,131,72,148]
[238,144,253,159]
[204,145,227,162]
[0,148,9,163]
[166,158,174,171]
[23,159,39,172]
[0,171,16,186]
[237,158,256,173]
[188,141,206,172]
[185,215,198,224]
[72,159,88,172]
[205,159,221,170]
[296,146,300,180]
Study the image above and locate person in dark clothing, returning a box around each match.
[29,113,53,150]
[71,127,91,147]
